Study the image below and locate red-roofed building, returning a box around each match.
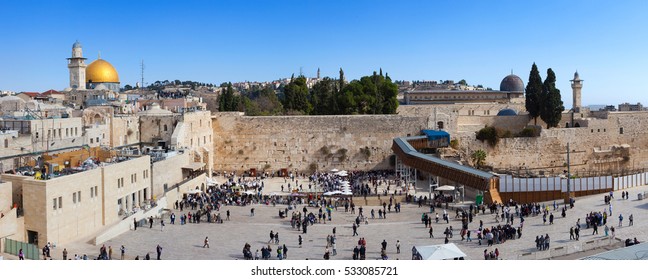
[42,89,66,101]
[16,92,42,101]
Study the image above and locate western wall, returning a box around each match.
[210,104,521,173]
[211,106,648,177]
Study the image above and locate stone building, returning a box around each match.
[404,74,525,106]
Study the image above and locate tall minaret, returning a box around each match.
[67,41,87,89]
[570,71,583,112]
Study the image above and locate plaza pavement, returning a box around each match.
[7,176,648,260]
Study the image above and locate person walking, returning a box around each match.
[352,223,358,236]
[396,240,401,254]
[149,216,154,229]
[298,235,303,248]
[156,244,162,260]
[629,214,633,226]
[618,214,623,227]
[429,227,434,238]
[133,218,138,231]
[203,236,210,248]
[120,245,125,260]
[574,227,580,240]
[226,210,230,221]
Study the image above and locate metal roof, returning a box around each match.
[581,242,648,260]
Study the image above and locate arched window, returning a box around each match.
[164,124,168,132]
[437,121,444,130]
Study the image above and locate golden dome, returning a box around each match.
[86,59,119,83]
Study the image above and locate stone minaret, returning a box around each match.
[570,71,583,112]
[67,41,87,90]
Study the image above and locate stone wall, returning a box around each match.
[455,111,648,175]
[211,113,428,173]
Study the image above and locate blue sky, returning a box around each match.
[1,0,647,107]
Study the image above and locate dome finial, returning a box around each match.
[98,51,101,59]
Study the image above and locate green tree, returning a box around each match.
[282,75,312,114]
[540,68,564,128]
[311,77,339,115]
[218,82,239,111]
[337,70,398,115]
[471,149,487,168]
[525,63,543,125]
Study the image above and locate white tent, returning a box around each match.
[323,191,342,196]
[206,177,219,186]
[330,168,339,172]
[243,190,256,195]
[185,189,203,195]
[411,243,467,260]
[436,185,456,191]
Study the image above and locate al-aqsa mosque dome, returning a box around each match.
[499,74,524,93]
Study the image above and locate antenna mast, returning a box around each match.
[140,60,145,95]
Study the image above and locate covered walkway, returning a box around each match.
[392,134,501,204]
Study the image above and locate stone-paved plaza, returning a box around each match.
[6,177,648,260]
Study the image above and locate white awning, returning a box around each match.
[436,185,456,191]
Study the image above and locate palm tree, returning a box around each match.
[471,149,487,168]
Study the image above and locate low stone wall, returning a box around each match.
[94,197,168,245]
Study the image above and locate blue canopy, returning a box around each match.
[421,130,450,142]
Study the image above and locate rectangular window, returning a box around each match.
[620,127,624,134]
[73,192,77,203]
[95,186,98,197]
[78,191,81,202]
[58,197,62,209]
[53,198,57,210]
[90,187,94,198]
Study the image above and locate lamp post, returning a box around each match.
[566,143,572,203]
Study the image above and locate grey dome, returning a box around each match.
[497,109,517,116]
[72,41,82,49]
[500,74,524,92]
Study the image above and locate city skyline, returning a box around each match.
[1,0,647,108]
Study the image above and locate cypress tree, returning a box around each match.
[540,68,564,128]
[525,63,543,125]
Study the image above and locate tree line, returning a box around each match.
[218,69,399,116]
